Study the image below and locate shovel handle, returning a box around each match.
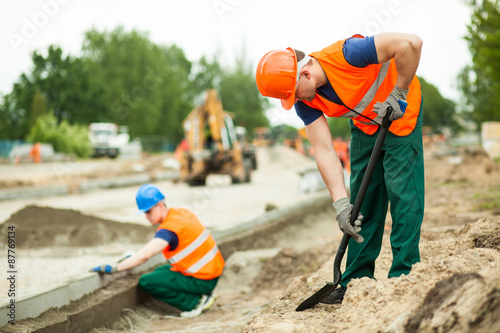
[296,107,394,311]
[334,107,393,278]
[350,107,393,224]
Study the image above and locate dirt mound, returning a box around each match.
[426,146,500,185]
[0,205,154,248]
[244,217,500,333]
[252,245,334,292]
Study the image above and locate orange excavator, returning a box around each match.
[178,90,256,186]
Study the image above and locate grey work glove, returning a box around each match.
[372,86,409,122]
[333,197,364,243]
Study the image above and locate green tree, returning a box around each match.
[190,52,270,136]
[29,90,47,130]
[29,45,106,125]
[191,55,223,93]
[0,45,106,139]
[82,27,193,142]
[219,61,270,136]
[328,117,351,140]
[0,91,28,139]
[419,77,461,134]
[28,112,92,158]
[459,0,500,131]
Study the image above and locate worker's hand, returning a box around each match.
[89,264,117,274]
[333,197,364,243]
[373,86,409,122]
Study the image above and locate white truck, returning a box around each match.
[88,123,130,158]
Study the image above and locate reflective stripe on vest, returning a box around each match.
[349,61,390,125]
[158,207,225,280]
[169,228,210,264]
[184,244,220,274]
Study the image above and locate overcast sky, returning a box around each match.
[0,0,472,127]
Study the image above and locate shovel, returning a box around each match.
[296,107,393,311]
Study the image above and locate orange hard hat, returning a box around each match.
[256,47,297,110]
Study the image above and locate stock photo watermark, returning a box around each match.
[212,0,243,21]
[353,0,404,36]
[8,0,72,53]
[5,226,17,325]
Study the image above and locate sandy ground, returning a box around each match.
[92,142,500,333]
[242,143,500,333]
[1,143,499,332]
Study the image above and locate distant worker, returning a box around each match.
[256,32,424,304]
[29,142,41,163]
[90,184,225,317]
[332,137,350,173]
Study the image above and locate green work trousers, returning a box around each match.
[138,264,220,311]
[340,106,425,289]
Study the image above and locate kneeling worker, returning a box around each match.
[90,184,225,317]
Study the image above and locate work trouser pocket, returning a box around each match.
[384,142,419,181]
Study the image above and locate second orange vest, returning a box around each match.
[157,208,225,280]
[305,35,422,136]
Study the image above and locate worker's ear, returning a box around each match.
[301,68,312,80]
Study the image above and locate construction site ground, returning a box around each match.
[1,142,499,332]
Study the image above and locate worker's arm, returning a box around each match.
[305,115,348,202]
[306,116,364,243]
[116,238,168,271]
[372,33,423,121]
[374,32,422,90]
[90,238,168,274]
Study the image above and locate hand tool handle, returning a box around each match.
[296,107,393,311]
[334,107,393,272]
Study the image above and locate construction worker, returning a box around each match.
[90,184,225,317]
[256,32,424,304]
[332,137,350,173]
[29,142,41,163]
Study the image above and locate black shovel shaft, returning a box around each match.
[335,108,393,266]
[296,107,393,312]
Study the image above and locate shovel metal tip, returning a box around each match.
[295,281,337,311]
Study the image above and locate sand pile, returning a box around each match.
[0,205,154,248]
[244,217,500,333]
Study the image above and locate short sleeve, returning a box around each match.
[154,229,178,251]
[342,35,379,67]
[295,101,324,126]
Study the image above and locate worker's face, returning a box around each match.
[294,72,316,103]
[145,203,162,225]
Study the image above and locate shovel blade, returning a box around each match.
[295,281,338,311]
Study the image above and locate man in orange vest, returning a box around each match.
[332,137,350,173]
[256,33,424,304]
[30,142,41,163]
[90,184,225,317]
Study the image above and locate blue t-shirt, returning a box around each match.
[155,229,179,251]
[295,35,379,125]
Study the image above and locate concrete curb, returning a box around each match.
[78,173,152,193]
[0,254,166,328]
[0,191,331,331]
[0,171,180,201]
[0,184,69,201]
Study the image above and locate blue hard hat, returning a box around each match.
[136,184,165,213]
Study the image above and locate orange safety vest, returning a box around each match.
[157,208,225,280]
[305,35,422,136]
